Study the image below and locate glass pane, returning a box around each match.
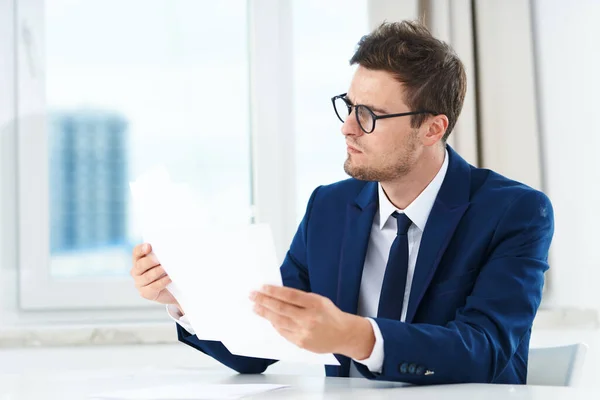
[46,0,251,278]
[292,0,368,221]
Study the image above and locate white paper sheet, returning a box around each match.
[91,383,288,400]
[129,167,339,366]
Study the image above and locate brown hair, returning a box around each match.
[350,20,466,141]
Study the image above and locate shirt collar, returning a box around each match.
[378,149,449,231]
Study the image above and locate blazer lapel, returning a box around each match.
[334,181,378,375]
[405,146,472,323]
[336,181,378,314]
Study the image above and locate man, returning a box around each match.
[131,21,553,384]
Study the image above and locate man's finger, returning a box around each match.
[273,325,297,343]
[136,266,167,288]
[141,275,172,300]
[258,285,314,308]
[253,303,296,330]
[251,292,303,319]
[274,325,295,336]
[133,243,152,261]
[133,253,160,276]
[272,326,311,351]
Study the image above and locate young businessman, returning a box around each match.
[131,21,553,384]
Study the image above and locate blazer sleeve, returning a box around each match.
[176,187,320,373]
[355,190,554,384]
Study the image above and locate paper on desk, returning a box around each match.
[91,383,288,400]
[129,167,339,366]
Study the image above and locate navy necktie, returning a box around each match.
[377,212,412,320]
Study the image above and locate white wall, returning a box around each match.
[533,0,600,310]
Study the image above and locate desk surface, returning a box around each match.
[0,368,597,400]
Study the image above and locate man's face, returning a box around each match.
[342,66,424,182]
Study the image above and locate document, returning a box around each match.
[91,383,288,400]
[130,167,339,366]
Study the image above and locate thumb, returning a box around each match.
[137,243,152,258]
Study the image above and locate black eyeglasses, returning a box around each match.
[331,93,438,134]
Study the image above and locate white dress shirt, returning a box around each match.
[169,150,449,376]
[348,150,448,376]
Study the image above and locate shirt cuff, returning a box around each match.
[352,317,384,373]
[166,304,195,335]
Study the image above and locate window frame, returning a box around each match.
[15,0,298,310]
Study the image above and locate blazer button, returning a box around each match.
[415,365,425,376]
[398,362,409,374]
[408,363,417,374]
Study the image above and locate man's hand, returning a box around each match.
[250,285,375,360]
[131,243,181,311]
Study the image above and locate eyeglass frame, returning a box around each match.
[331,93,439,134]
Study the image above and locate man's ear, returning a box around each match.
[423,114,449,146]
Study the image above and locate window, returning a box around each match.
[18,0,251,309]
[292,0,368,220]
[13,0,409,313]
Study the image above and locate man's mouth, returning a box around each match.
[347,144,363,153]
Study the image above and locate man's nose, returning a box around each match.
[341,110,364,138]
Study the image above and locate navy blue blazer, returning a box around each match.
[177,146,554,385]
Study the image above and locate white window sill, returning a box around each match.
[0,321,177,348]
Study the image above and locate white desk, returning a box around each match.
[0,369,597,400]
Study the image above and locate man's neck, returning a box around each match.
[380,147,446,210]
